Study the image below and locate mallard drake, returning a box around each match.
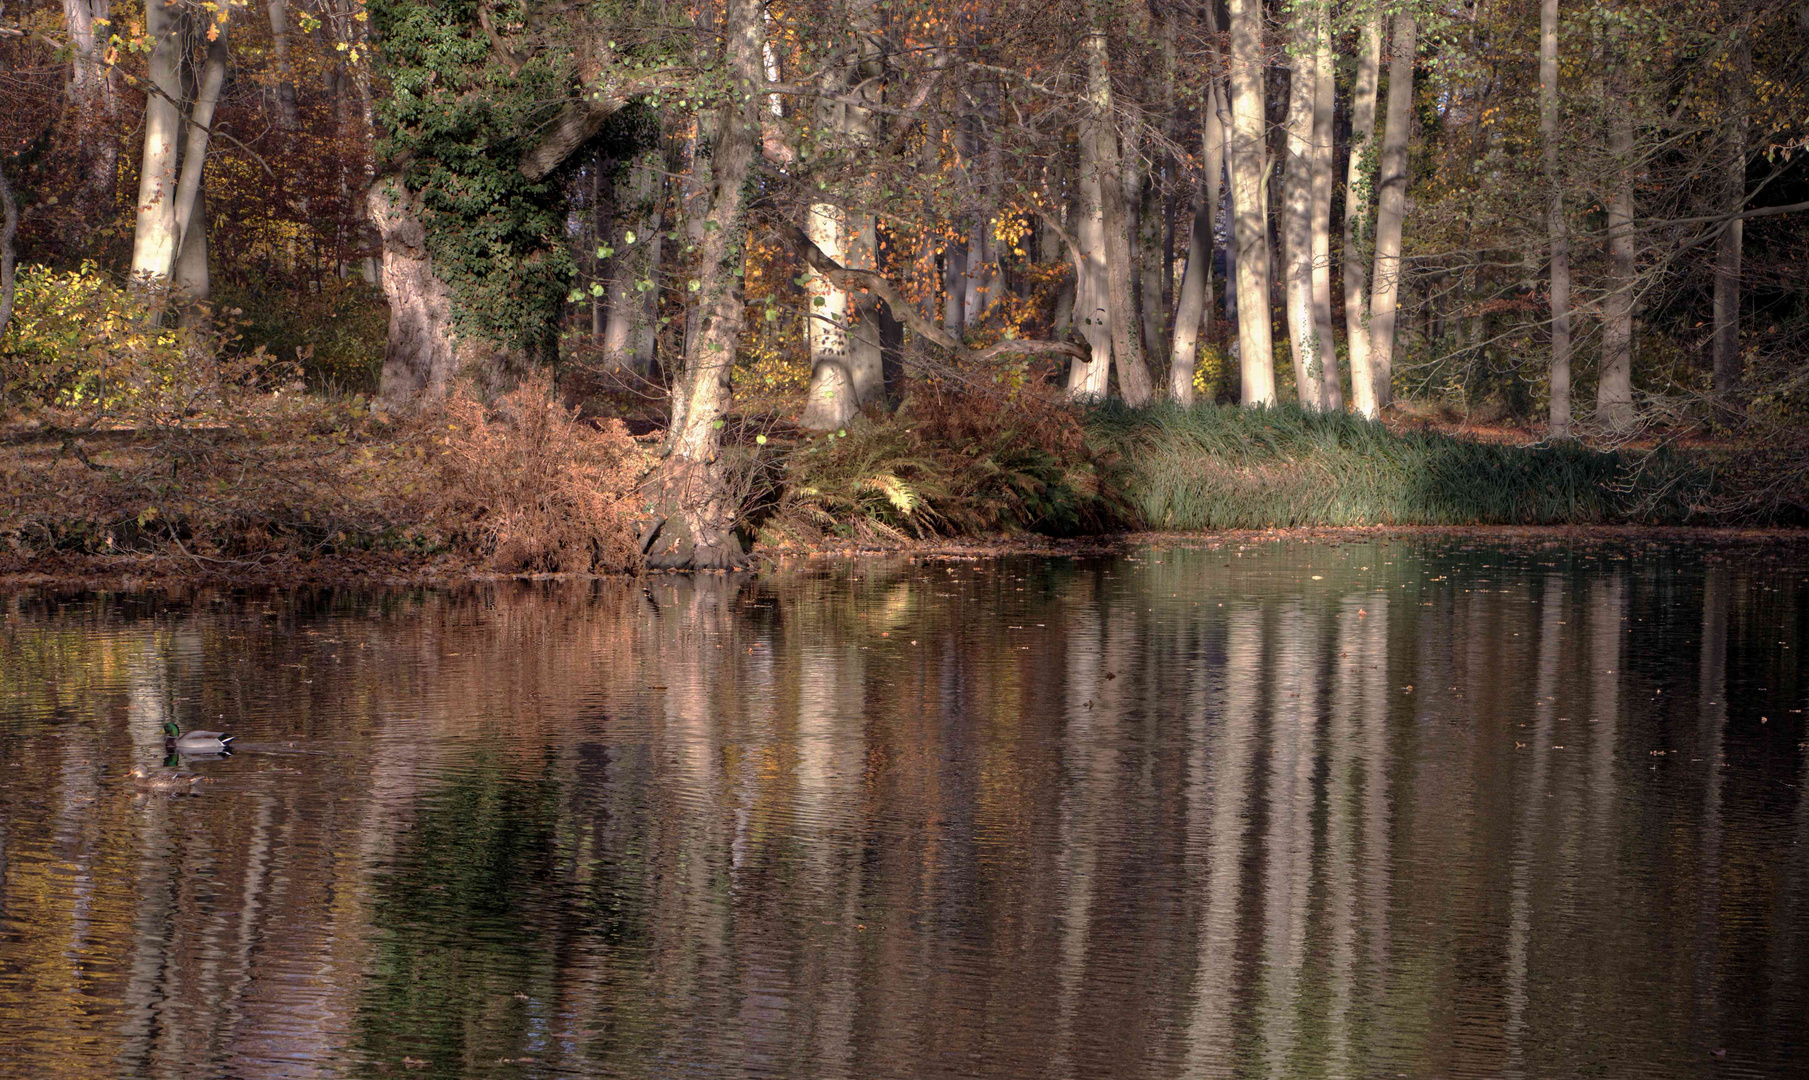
[129,765,205,792]
[163,722,233,754]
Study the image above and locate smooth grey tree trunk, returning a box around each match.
[1071,85,1115,402]
[1169,77,1226,405]
[1599,95,1636,431]
[1368,11,1416,414]
[1343,3,1383,417]
[170,20,228,289]
[1539,0,1572,438]
[1281,7,1319,409]
[1310,12,1341,412]
[1228,0,1275,405]
[129,0,186,294]
[1083,1,1153,405]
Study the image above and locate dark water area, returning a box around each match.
[1,539,1807,1080]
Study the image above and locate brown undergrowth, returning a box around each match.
[0,377,648,576]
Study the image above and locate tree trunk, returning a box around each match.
[1084,3,1153,405]
[1071,104,1115,402]
[602,150,663,374]
[1228,0,1276,405]
[63,0,121,252]
[172,188,210,325]
[641,0,764,569]
[1539,0,1571,438]
[1310,11,1341,413]
[1712,36,1749,421]
[0,153,17,341]
[1599,94,1636,431]
[1367,11,1416,414]
[802,36,886,430]
[1343,2,1383,417]
[129,0,186,294]
[170,18,229,295]
[266,0,300,130]
[1282,9,1320,409]
[1170,76,1226,405]
[368,178,481,407]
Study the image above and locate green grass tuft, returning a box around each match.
[1086,402,1713,529]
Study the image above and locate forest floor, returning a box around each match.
[2,394,1803,592]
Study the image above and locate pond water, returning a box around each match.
[1,539,1806,1080]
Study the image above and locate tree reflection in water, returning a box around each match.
[0,539,1805,1079]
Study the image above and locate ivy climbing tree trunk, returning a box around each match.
[0,152,17,342]
[640,0,765,569]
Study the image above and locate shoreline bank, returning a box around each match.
[6,524,1806,593]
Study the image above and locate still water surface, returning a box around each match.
[1,539,1807,1080]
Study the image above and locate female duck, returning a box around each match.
[163,722,234,755]
[129,765,205,792]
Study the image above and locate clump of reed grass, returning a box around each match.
[1086,402,1713,529]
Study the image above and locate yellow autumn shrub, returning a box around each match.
[0,263,223,421]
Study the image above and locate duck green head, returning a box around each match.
[162,722,182,739]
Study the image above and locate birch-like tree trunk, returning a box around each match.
[1071,94,1115,402]
[1539,0,1572,438]
[266,0,300,130]
[1367,10,1416,413]
[1599,91,1636,431]
[1228,0,1275,405]
[1281,8,1320,409]
[1309,10,1341,412]
[1342,3,1383,417]
[1712,35,1749,419]
[802,18,886,430]
[129,0,186,294]
[642,0,764,569]
[1084,5,1153,405]
[1169,75,1225,404]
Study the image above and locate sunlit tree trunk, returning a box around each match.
[1343,4,1382,417]
[172,189,210,324]
[1539,0,1572,438]
[1712,37,1749,420]
[1071,114,1114,402]
[641,0,764,569]
[1228,0,1275,405]
[266,0,300,130]
[1599,93,1636,431]
[1084,2,1153,405]
[1282,7,1320,409]
[1310,11,1341,412]
[1169,75,1225,405]
[1367,10,1415,414]
[129,0,186,294]
[802,21,886,430]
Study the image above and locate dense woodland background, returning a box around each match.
[1,0,1807,569]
